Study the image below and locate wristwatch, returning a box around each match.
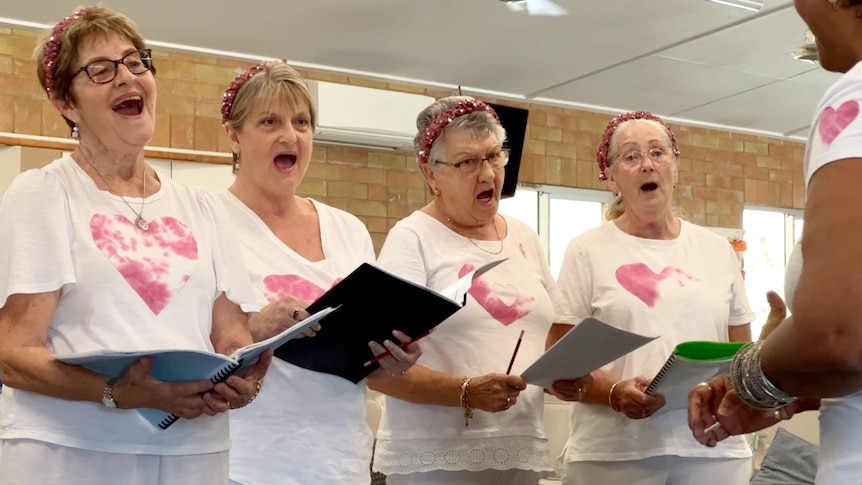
[101,378,118,408]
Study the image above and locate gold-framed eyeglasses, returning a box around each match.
[614,146,674,168]
[72,49,154,85]
[434,148,510,175]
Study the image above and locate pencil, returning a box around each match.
[363,328,435,367]
[506,330,525,375]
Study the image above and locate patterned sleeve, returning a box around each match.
[0,169,76,307]
[806,72,862,185]
[199,189,263,313]
[554,237,594,326]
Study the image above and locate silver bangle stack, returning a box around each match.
[731,341,798,409]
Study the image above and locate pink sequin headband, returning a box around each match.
[596,110,680,181]
[42,7,91,94]
[221,62,269,123]
[418,99,500,165]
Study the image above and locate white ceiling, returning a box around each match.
[0,0,837,141]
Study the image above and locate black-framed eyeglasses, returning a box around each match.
[71,49,154,85]
[434,148,510,175]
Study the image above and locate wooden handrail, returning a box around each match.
[0,133,231,165]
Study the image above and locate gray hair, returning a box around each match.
[413,95,507,169]
[604,118,676,220]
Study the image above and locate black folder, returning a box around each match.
[274,259,505,383]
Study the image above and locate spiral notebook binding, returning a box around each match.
[158,413,181,430]
[210,361,241,384]
[158,361,243,430]
[645,354,678,394]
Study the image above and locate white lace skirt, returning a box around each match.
[372,435,553,476]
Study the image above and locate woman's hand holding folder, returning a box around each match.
[249,296,321,342]
[367,329,424,378]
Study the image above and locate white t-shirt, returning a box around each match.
[556,219,754,462]
[0,155,259,455]
[372,211,559,475]
[219,192,377,485]
[788,60,862,485]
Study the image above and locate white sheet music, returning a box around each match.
[520,317,656,389]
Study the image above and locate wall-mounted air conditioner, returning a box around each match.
[308,80,435,150]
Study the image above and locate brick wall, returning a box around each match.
[0,27,804,250]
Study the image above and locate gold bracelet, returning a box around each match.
[608,381,622,412]
[460,376,473,427]
[230,379,263,410]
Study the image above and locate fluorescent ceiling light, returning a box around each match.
[705,0,763,12]
[500,0,568,16]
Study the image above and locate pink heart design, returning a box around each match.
[615,263,697,308]
[91,214,198,315]
[459,263,534,326]
[262,275,342,304]
[819,100,859,145]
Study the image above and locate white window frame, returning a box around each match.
[501,184,613,266]
[743,205,804,266]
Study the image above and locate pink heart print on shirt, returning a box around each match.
[262,274,342,303]
[615,263,698,308]
[459,263,534,326]
[819,100,859,145]
[91,214,198,315]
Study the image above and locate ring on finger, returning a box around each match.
[704,421,722,434]
[506,396,512,408]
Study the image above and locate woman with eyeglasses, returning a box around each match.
[368,96,576,485]
[0,7,266,484]
[547,111,755,485]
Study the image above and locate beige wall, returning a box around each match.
[0,27,805,252]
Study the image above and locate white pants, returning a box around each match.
[0,439,229,485]
[386,469,542,485]
[563,456,751,485]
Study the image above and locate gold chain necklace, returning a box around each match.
[438,204,504,255]
[89,161,149,231]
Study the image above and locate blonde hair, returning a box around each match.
[604,118,676,220]
[224,62,316,132]
[35,6,149,113]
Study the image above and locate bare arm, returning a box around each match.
[728,324,751,343]
[368,363,525,413]
[209,292,254,356]
[546,322,571,350]
[205,292,269,411]
[0,291,105,403]
[0,292,214,417]
[761,159,862,397]
[368,364,465,407]
[547,323,665,417]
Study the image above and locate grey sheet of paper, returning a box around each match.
[521,317,657,389]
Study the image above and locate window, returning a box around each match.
[498,187,538,234]
[498,185,611,279]
[548,197,605,278]
[742,207,803,339]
